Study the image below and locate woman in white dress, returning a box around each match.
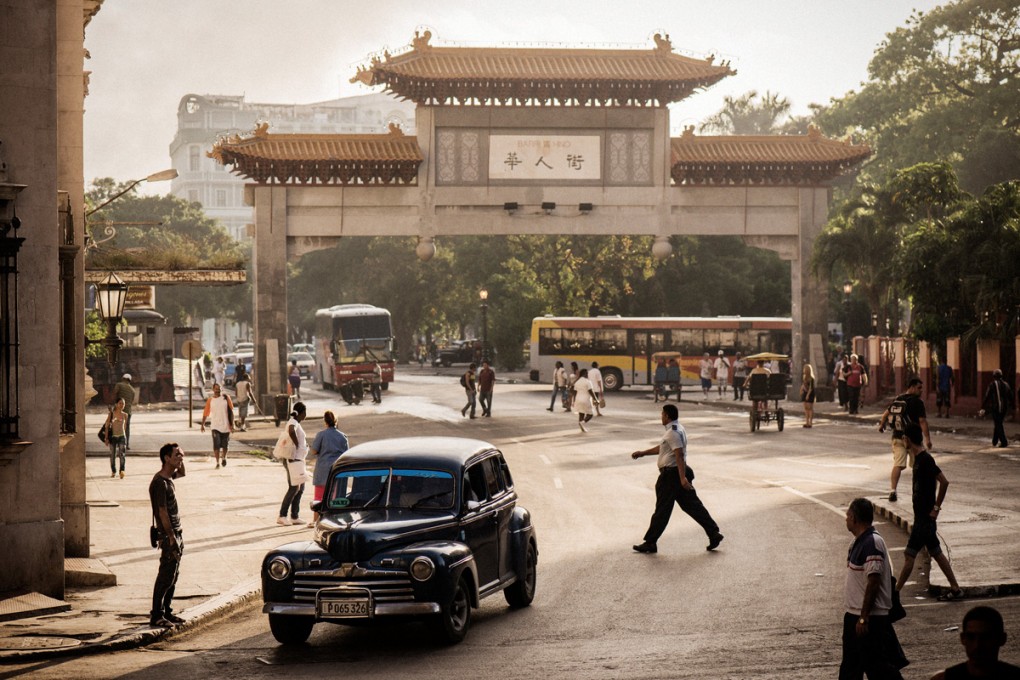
[572,369,598,432]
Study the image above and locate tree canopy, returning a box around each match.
[816,0,1020,193]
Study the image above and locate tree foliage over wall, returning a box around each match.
[85,179,248,325]
[816,0,1020,193]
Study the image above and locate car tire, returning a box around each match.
[268,614,314,645]
[504,541,537,608]
[437,575,471,644]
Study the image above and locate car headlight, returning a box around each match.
[267,556,292,581]
[409,556,435,582]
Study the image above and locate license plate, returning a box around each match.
[318,598,370,619]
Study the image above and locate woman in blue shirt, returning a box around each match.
[309,410,349,524]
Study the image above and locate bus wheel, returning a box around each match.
[602,368,623,392]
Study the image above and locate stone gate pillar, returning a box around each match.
[251,185,289,406]
[791,187,830,378]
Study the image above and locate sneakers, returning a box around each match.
[290,517,303,525]
[707,533,725,551]
[632,541,657,554]
[163,612,185,624]
[276,517,290,526]
[222,459,227,466]
[119,471,125,479]
[888,491,898,502]
[938,588,964,601]
[110,472,116,478]
[546,407,554,412]
[579,421,588,432]
[149,616,175,628]
[216,461,221,469]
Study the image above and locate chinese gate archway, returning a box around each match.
[209,32,870,400]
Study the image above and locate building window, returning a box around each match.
[215,189,227,207]
[0,193,24,441]
[189,146,200,172]
[187,189,199,204]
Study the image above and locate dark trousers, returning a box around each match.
[280,483,304,519]
[732,378,745,400]
[151,534,182,619]
[848,385,862,414]
[549,385,565,409]
[839,613,907,679]
[837,381,848,407]
[479,390,492,416]
[643,467,719,543]
[370,383,382,402]
[992,412,1007,446]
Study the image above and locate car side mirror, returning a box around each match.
[310,500,322,513]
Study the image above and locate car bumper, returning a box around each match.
[264,601,441,617]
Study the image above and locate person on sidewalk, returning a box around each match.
[201,383,234,469]
[895,424,964,602]
[879,377,932,502]
[233,366,254,431]
[936,358,954,418]
[104,397,128,478]
[369,361,383,404]
[572,368,598,432]
[113,373,135,450]
[732,353,747,401]
[278,402,308,526]
[310,410,349,525]
[980,369,1014,448]
[589,362,604,416]
[630,403,723,553]
[478,359,495,417]
[149,442,187,628]
[288,361,302,400]
[931,606,1020,680]
[845,354,867,415]
[699,353,713,397]
[548,360,567,411]
[460,363,477,419]
[840,497,908,679]
[801,363,816,428]
[835,353,849,411]
[666,357,682,402]
[714,350,730,398]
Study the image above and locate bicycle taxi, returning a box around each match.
[744,352,790,432]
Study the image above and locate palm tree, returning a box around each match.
[699,90,792,135]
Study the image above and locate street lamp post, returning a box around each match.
[93,272,128,365]
[842,280,853,352]
[479,289,489,364]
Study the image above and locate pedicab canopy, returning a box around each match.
[743,352,790,362]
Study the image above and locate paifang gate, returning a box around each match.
[209,31,871,401]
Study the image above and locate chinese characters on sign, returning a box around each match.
[489,135,601,180]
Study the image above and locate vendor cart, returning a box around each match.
[744,352,790,432]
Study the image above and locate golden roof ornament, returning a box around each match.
[653,33,672,53]
[412,30,432,51]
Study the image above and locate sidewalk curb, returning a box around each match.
[0,579,261,662]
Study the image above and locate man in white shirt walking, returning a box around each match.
[589,362,604,416]
[201,383,234,468]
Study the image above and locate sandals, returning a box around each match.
[938,589,965,601]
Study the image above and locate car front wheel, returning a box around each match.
[437,575,472,644]
[504,541,537,608]
[268,614,314,645]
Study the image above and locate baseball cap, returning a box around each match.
[718,350,724,355]
[123,373,132,381]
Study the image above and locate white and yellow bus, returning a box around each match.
[529,316,792,390]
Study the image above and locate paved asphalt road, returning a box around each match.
[5,371,1020,679]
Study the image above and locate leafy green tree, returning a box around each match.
[85,179,248,325]
[816,0,1020,193]
[700,90,792,135]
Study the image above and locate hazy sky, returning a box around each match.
[84,0,940,192]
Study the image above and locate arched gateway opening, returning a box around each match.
[209,31,870,401]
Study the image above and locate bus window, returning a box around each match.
[594,329,627,354]
[539,328,564,354]
[668,329,701,354]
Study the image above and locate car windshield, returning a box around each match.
[289,352,313,362]
[326,468,455,510]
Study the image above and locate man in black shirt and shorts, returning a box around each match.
[894,424,963,602]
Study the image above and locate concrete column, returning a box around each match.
[976,338,1000,407]
[918,340,931,401]
[251,185,289,407]
[57,0,88,558]
[947,336,961,396]
[892,337,906,394]
[791,187,830,376]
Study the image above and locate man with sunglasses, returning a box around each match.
[149,442,186,628]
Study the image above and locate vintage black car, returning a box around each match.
[261,437,538,645]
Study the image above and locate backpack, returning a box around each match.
[888,395,914,435]
[459,373,468,388]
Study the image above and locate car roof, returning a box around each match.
[339,437,498,472]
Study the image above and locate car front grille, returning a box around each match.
[292,569,415,604]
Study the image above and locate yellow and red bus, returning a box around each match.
[530,316,792,391]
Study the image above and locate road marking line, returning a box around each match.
[765,480,845,518]
[539,454,552,465]
[553,477,563,489]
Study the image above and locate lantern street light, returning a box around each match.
[842,280,853,352]
[86,168,178,217]
[93,272,128,365]
[479,288,489,364]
